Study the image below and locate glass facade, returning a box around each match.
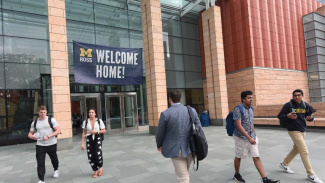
[0,0,207,146]
[304,12,325,102]
[65,0,148,126]
[161,7,204,114]
[0,0,51,145]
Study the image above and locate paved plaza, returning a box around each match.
[0,126,324,183]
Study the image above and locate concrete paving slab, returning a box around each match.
[0,126,324,183]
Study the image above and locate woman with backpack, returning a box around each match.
[80,108,106,178]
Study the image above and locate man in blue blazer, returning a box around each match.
[156,89,202,183]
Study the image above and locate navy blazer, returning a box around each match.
[155,103,202,158]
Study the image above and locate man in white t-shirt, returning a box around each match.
[28,105,61,183]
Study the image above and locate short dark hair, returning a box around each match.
[37,105,47,112]
[241,90,253,102]
[169,89,181,103]
[292,89,303,96]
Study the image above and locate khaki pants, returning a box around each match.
[283,131,315,176]
[171,153,193,183]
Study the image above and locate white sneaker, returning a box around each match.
[308,174,324,183]
[53,170,59,178]
[279,163,294,174]
[37,181,45,183]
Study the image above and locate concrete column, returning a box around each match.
[141,0,168,134]
[48,0,72,150]
[202,6,229,126]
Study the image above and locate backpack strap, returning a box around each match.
[85,118,89,129]
[97,118,101,129]
[48,116,55,132]
[186,105,199,171]
[237,105,244,116]
[34,119,38,133]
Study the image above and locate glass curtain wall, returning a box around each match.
[161,5,205,114]
[0,0,51,145]
[65,0,148,126]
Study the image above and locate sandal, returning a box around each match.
[98,168,103,176]
[93,171,98,178]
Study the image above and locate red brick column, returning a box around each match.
[48,0,72,149]
[202,6,229,125]
[141,0,167,134]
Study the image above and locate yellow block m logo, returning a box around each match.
[80,48,92,57]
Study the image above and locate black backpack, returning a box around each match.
[85,118,104,140]
[33,116,58,137]
[279,101,306,128]
[187,106,208,171]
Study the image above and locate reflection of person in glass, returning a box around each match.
[72,112,81,135]
[81,108,106,178]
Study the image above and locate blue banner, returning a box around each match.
[73,41,143,85]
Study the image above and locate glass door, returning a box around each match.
[105,93,138,132]
[70,93,101,124]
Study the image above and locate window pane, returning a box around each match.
[184,55,202,72]
[2,0,48,15]
[66,20,95,43]
[182,39,200,56]
[0,36,3,62]
[95,25,129,47]
[181,15,198,25]
[185,72,203,88]
[94,4,128,29]
[128,10,142,31]
[5,63,40,89]
[68,43,73,66]
[0,11,2,35]
[162,19,181,37]
[94,0,127,9]
[165,53,184,71]
[163,35,183,54]
[128,1,141,12]
[4,37,50,64]
[65,0,94,23]
[3,10,48,39]
[166,71,185,88]
[0,63,4,89]
[40,64,51,74]
[129,30,143,48]
[181,22,199,40]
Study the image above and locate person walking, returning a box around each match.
[278,89,324,183]
[81,108,106,178]
[28,105,61,183]
[155,89,202,183]
[233,91,279,183]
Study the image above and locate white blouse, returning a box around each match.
[82,118,105,139]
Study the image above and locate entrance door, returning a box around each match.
[105,93,138,132]
[70,93,101,123]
